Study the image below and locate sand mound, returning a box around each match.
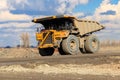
[0,48,39,58]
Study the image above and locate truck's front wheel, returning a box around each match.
[60,35,79,55]
[38,48,54,56]
[84,35,100,53]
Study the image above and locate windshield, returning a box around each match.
[39,18,74,30]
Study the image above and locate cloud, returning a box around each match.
[0,0,8,10]
[72,12,84,17]
[100,10,116,15]
[7,0,29,10]
[0,11,32,22]
[1,0,120,46]
[4,28,34,33]
[0,0,15,11]
[94,0,120,21]
[56,0,89,14]
[0,34,10,37]
[0,0,34,29]
[0,0,32,22]
[84,0,120,28]
[0,22,34,29]
[7,0,89,15]
[81,0,120,40]
[8,0,58,15]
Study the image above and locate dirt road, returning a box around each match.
[0,50,119,80]
[0,72,120,80]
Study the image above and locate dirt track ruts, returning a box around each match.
[0,51,119,66]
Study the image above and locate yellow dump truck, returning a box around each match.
[32,15,104,56]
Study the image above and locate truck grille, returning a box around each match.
[43,32,52,44]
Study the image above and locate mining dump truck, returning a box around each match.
[32,15,104,56]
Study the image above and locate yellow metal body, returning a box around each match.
[36,30,69,48]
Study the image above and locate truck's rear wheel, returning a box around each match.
[84,35,100,53]
[38,48,54,56]
[60,35,79,55]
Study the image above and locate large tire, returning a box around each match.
[38,48,54,56]
[58,42,66,55]
[58,47,66,55]
[60,35,79,55]
[84,35,100,53]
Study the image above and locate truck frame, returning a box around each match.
[32,15,104,56]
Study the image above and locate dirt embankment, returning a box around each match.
[0,47,120,58]
[0,48,39,58]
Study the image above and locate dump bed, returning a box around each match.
[32,15,104,36]
[74,19,104,36]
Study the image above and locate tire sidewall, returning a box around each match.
[39,48,54,56]
[62,35,79,54]
[85,35,100,53]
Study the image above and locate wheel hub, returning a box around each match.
[70,40,76,50]
[92,39,98,49]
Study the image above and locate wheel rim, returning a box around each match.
[70,39,77,50]
[61,35,79,55]
[92,39,98,50]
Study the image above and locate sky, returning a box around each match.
[0,0,120,47]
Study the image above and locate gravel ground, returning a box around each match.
[0,62,120,80]
[0,47,120,58]
[0,63,120,76]
[0,48,120,80]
